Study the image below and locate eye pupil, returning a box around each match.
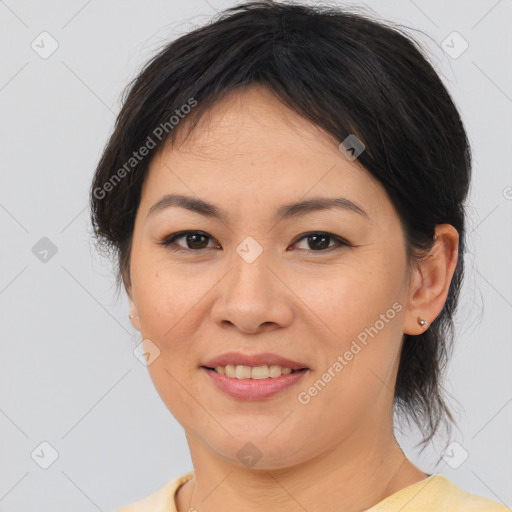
[309,234,330,250]
[188,233,208,249]
[162,230,346,253]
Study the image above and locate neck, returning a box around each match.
[178,425,427,512]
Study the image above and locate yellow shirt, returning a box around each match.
[116,471,510,511]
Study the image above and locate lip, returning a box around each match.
[202,352,309,371]
[201,367,309,401]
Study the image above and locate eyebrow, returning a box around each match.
[147,193,369,222]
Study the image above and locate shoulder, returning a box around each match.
[368,474,510,512]
[434,475,509,511]
[455,491,510,512]
[114,471,195,512]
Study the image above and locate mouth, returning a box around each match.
[201,352,310,375]
[200,364,309,401]
[201,365,308,380]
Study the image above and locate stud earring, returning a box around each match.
[417,317,428,327]
[129,314,138,320]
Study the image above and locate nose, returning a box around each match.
[210,249,294,334]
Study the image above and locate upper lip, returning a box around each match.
[202,352,309,370]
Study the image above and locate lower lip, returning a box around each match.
[201,367,309,401]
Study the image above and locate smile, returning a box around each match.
[206,364,302,379]
[201,366,309,400]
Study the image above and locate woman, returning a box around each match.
[90,2,507,511]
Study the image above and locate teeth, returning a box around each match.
[235,365,252,379]
[213,364,295,379]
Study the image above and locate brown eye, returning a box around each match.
[159,231,219,251]
[293,232,351,252]
[159,230,350,254]
[183,233,209,249]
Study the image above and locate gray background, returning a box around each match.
[1,0,511,510]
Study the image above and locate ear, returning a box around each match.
[403,224,459,335]
[128,295,141,331]
[122,268,141,331]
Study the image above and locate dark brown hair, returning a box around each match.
[90,1,471,451]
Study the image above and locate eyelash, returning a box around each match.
[158,230,352,254]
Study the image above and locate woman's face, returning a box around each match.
[128,85,419,469]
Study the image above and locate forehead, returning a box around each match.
[139,85,391,220]
[171,85,343,160]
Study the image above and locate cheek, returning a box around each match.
[131,248,213,343]
[294,308,404,441]
[291,254,405,342]
[132,268,205,423]
[292,256,406,403]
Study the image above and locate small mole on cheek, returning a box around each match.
[155,272,159,278]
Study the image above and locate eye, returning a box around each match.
[158,230,220,251]
[158,230,352,253]
[292,232,351,252]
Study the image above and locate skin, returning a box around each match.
[127,85,459,512]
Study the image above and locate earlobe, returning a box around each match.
[125,275,141,331]
[417,317,428,328]
[128,297,141,332]
[403,224,459,335]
